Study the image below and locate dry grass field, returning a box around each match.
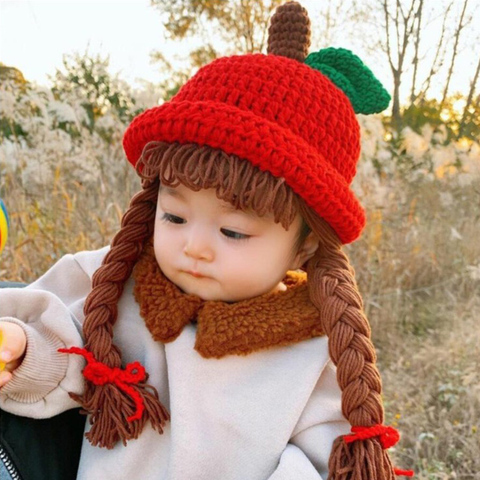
[349,173,480,479]
[1,154,479,479]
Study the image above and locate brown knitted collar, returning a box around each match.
[133,244,324,358]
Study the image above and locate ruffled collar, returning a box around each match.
[133,243,324,358]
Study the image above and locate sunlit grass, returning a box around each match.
[347,174,480,478]
[1,161,139,281]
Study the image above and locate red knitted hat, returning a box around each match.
[123,14,390,244]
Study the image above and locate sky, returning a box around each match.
[0,0,177,88]
[0,0,478,103]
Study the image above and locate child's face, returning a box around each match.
[153,184,308,302]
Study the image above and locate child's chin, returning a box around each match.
[176,281,220,302]
[185,286,236,303]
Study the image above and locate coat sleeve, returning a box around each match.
[0,250,102,418]
[267,360,350,480]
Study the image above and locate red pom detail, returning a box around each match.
[59,346,146,422]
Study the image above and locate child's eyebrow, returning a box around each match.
[161,186,264,220]
[160,187,185,200]
[220,203,263,220]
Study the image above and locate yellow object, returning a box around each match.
[0,200,8,253]
[0,199,10,370]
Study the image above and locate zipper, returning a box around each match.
[0,445,22,480]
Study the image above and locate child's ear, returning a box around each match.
[290,232,320,270]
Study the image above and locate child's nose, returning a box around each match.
[183,227,214,262]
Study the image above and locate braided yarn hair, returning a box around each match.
[300,204,399,479]
[70,173,168,448]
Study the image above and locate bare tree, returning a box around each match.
[381,0,419,131]
[150,0,283,54]
[416,2,452,104]
[309,0,364,48]
[440,0,470,109]
[458,54,480,138]
[409,0,424,105]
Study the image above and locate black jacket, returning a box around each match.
[0,282,85,480]
[0,408,85,480]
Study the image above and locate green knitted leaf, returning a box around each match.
[305,47,391,115]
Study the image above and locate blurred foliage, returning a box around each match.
[150,44,220,101]
[150,0,283,53]
[0,64,27,90]
[402,100,455,141]
[400,95,480,143]
[0,116,27,142]
[149,50,191,101]
[0,64,29,141]
[49,52,140,131]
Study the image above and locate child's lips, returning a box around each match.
[185,270,208,279]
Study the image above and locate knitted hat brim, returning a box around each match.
[123,100,365,244]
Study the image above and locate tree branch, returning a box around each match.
[440,0,469,109]
[418,2,452,102]
[409,0,423,105]
[458,53,480,138]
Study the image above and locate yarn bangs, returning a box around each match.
[137,141,301,230]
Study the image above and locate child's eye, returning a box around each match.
[162,213,186,224]
[220,228,250,240]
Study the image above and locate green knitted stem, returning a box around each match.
[305,47,391,115]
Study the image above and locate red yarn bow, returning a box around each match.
[344,424,400,449]
[344,424,414,477]
[59,346,146,422]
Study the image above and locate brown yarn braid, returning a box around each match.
[300,203,398,479]
[267,1,311,62]
[73,178,170,449]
